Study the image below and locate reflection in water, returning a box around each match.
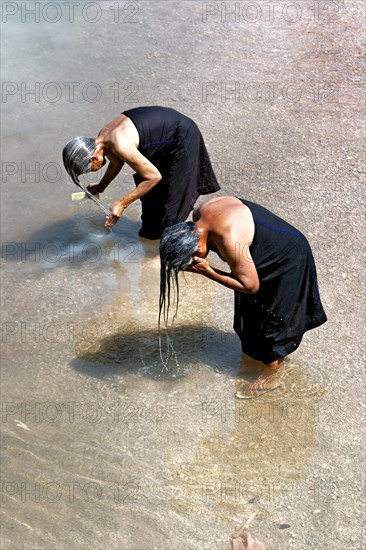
[1,209,144,270]
[72,305,325,525]
[72,213,112,239]
[2,196,328,540]
[73,322,239,380]
[167,363,325,523]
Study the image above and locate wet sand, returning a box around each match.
[1,1,365,548]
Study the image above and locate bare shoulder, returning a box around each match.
[101,115,139,151]
[195,196,251,226]
[204,197,255,247]
[116,119,139,147]
[200,196,248,221]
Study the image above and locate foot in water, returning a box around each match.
[236,358,284,399]
[238,354,264,374]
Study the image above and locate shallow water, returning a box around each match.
[1,1,365,549]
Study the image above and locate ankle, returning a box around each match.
[266,358,284,369]
[262,363,283,376]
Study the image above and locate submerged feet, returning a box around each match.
[235,372,281,399]
[237,354,264,374]
[236,357,284,399]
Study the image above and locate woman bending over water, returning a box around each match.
[159,196,327,398]
[62,106,219,239]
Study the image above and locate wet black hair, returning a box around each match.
[159,222,199,329]
[62,136,97,185]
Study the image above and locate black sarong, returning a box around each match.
[232,200,327,363]
[122,106,220,239]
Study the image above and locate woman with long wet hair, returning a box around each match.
[159,196,327,398]
[62,106,220,239]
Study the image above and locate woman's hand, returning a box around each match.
[185,255,212,275]
[105,199,127,229]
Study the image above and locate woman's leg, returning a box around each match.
[238,353,264,373]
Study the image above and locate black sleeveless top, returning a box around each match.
[121,106,219,234]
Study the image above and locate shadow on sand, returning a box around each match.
[70,323,241,381]
[1,212,148,268]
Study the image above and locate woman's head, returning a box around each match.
[62,136,98,185]
[160,222,199,270]
[159,222,199,328]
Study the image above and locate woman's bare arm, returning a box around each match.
[87,156,124,194]
[187,228,260,293]
[99,157,124,190]
[187,257,259,293]
[105,145,162,228]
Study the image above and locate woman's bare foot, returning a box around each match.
[236,358,284,399]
